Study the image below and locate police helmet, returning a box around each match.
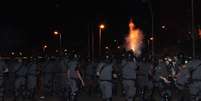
[126,50,135,61]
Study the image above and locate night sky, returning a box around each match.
[0,0,200,55]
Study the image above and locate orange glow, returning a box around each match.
[54,31,59,35]
[125,19,143,56]
[100,24,105,29]
[44,45,48,48]
[199,29,201,38]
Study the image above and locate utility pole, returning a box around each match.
[92,24,94,61]
[88,24,91,59]
[192,0,196,58]
[147,0,154,59]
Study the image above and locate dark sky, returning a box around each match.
[159,0,201,50]
[0,0,200,54]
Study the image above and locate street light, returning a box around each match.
[44,45,48,48]
[150,37,154,41]
[147,37,154,53]
[11,52,15,56]
[100,24,105,29]
[99,24,105,56]
[43,45,48,54]
[54,31,62,54]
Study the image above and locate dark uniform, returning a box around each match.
[97,56,113,101]
[14,59,26,97]
[152,58,170,101]
[0,59,7,98]
[187,59,201,101]
[85,60,96,96]
[67,55,84,101]
[137,60,153,100]
[175,62,190,101]
[121,54,137,101]
[27,60,37,98]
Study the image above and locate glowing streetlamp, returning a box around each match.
[147,37,154,54]
[54,31,59,35]
[54,31,62,54]
[150,37,154,41]
[43,45,48,54]
[100,24,105,29]
[99,24,105,56]
[44,45,47,48]
[11,52,15,56]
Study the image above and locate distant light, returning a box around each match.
[114,40,117,42]
[19,52,22,56]
[44,45,48,48]
[23,57,27,59]
[188,32,192,34]
[54,31,59,35]
[56,50,59,53]
[105,46,109,49]
[162,25,166,29]
[11,52,15,55]
[64,49,68,52]
[198,29,201,38]
[100,24,105,29]
[117,46,121,49]
[150,37,154,41]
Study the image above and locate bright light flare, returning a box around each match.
[11,52,15,55]
[162,25,166,29]
[105,46,109,49]
[150,37,154,41]
[44,45,48,48]
[54,31,59,35]
[100,24,105,29]
[125,19,144,57]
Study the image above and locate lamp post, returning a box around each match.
[147,39,150,51]
[191,0,195,58]
[43,45,47,53]
[99,24,105,57]
[54,31,62,54]
[43,45,47,56]
[145,0,154,59]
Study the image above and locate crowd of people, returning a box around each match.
[0,51,201,101]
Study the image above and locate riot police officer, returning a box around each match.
[187,59,201,101]
[175,60,190,101]
[85,59,97,96]
[96,55,114,101]
[67,54,85,101]
[121,51,137,101]
[0,58,8,100]
[27,58,37,99]
[152,57,169,101]
[14,58,25,100]
[136,57,153,101]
